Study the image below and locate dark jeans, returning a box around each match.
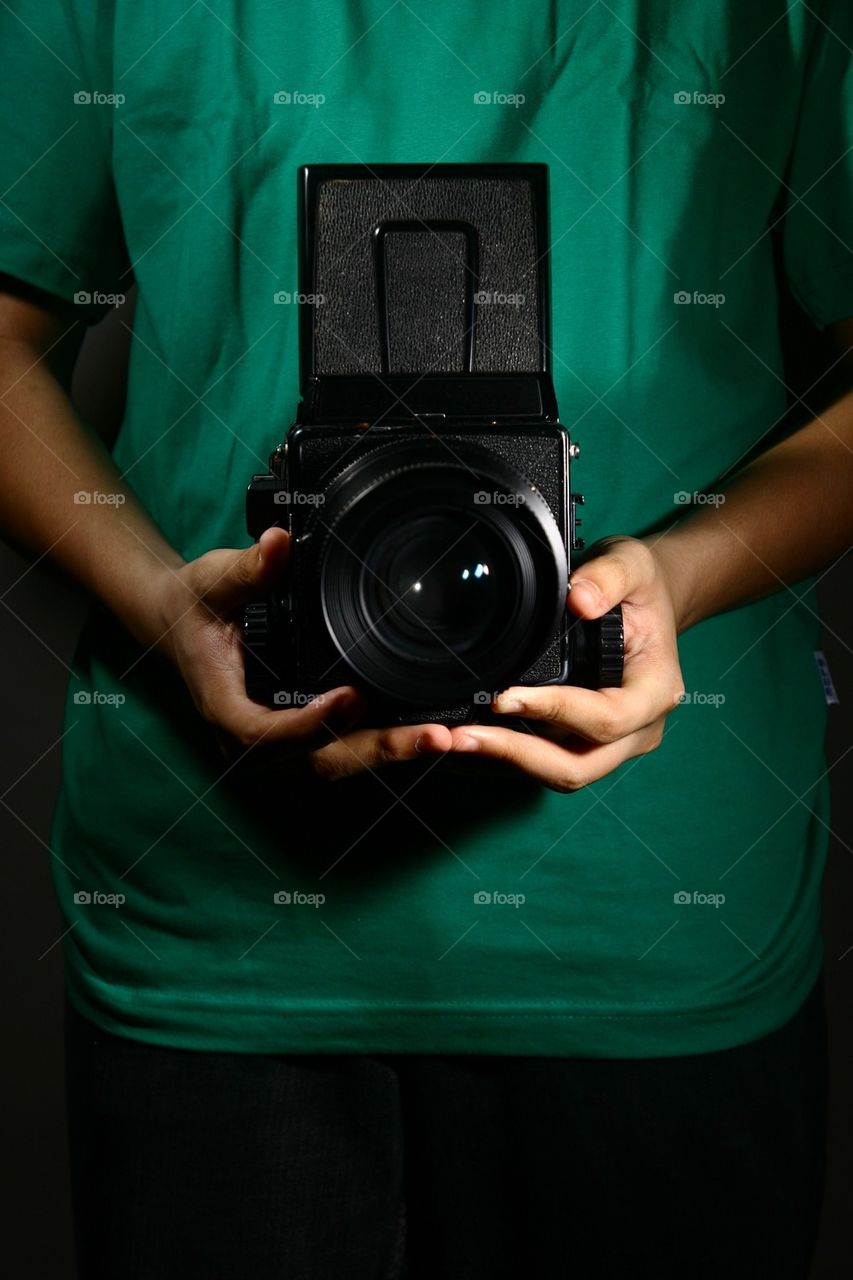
[65,979,828,1279]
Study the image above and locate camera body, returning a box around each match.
[243,164,623,725]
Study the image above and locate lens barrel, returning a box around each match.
[316,441,567,704]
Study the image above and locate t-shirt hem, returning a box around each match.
[64,949,824,1060]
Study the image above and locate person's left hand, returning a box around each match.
[434,537,686,792]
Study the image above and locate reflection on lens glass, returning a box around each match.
[364,514,517,657]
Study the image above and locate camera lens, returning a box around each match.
[318,441,567,704]
[364,514,518,657]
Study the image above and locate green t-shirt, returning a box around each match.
[2,1,851,1056]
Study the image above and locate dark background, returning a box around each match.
[2,291,851,1276]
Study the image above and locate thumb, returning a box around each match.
[199,526,290,612]
[568,538,654,619]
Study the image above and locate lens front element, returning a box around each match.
[319,442,567,704]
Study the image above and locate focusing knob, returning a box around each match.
[243,599,270,648]
[242,600,272,702]
[596,605,625,687]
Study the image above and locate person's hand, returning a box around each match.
[153,527,452,778]
[436,537,685,791]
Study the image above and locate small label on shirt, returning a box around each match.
[814,651,840,705]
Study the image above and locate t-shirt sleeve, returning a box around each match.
[782,0,853,328]
[0,0,127,323]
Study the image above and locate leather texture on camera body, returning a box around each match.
[313,178,541,374]
[384,229,468,373]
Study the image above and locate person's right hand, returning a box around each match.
[152,526,453,779]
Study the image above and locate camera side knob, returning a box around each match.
[595,606,625,688]
[243,601,273,703]
[570,604,625,689]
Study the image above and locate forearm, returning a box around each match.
[0,334,185,649]
[648,387,853,633]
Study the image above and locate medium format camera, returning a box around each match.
[243,163,623,725]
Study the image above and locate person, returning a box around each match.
[1,2,851,1276]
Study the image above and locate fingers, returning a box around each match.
[197,527,290,613]
[568,537,656,620]
[491,672,677,744]
[446,721,662,792]
[205,639,454,778]
[308,721,454,780]
[208,682,368,754]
